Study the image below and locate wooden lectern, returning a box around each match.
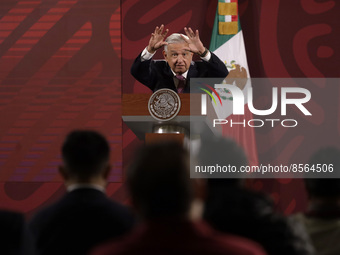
[122,94,218,145]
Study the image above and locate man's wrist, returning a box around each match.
[147,46,156,54]
[141,47,156,61]
[198,47,209,58]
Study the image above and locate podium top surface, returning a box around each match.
[122,93,202,116]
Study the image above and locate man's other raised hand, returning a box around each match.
[147,24,169,54]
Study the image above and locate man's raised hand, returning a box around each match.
[182,27,206,55]
[147,24,169,54]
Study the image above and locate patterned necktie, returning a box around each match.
[175,75,186,93]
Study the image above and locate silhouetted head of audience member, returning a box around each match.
[59,130,111,185]
[198,137,248,189]
[127,142,197,220]
[305,147,340,200]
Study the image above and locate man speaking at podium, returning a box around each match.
[131,25,229,93]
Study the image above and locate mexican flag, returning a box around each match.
[209,0,258,166]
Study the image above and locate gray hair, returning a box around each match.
[164,33,189,52]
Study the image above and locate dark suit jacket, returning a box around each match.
[0,210,35,255]
[130,52,229,93]
[29,188,135,255]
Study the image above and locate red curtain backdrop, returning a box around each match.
[0,0,125,216]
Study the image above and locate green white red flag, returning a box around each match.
[209,0,258,166]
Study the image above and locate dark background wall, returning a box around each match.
[0,0,339,216]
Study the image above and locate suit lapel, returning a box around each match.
[187,62,198,79]
[162,64,177,92]
[184,63,199,93]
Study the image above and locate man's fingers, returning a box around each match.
[159,24,164,34]
[184,27,198,39]
[180,34,189,42]
[184,27,190,37]
[154,24,164,34]
[188,27,195,37]
[155,25,168,38]
[163,29,169,37]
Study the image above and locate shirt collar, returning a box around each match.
[67,183,105,193]
[170,69,188,79]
